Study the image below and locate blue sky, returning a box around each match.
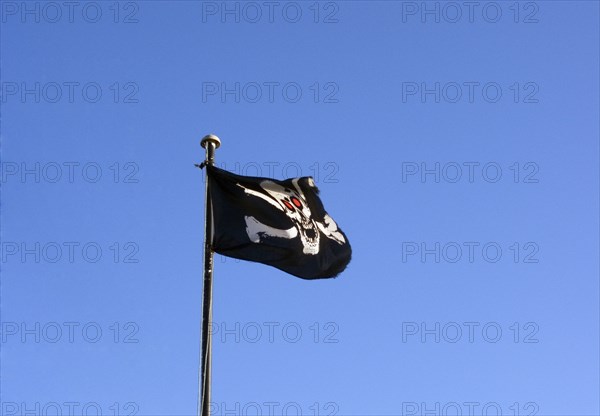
[1,1,598,415]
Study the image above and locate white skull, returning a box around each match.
[237,178,345,255]
[259,180,320,255]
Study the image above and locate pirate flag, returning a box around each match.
[206,165,351,279]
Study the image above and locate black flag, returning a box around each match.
[206,165,351,279]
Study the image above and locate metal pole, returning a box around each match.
[198,134,221,416]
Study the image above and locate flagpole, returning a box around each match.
[198,134,220,416]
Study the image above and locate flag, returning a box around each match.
[206,165,351,279]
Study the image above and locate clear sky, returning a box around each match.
[1,1,598,415]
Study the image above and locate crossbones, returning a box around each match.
[237,178,345,255]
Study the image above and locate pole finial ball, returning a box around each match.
[201,134,221,149]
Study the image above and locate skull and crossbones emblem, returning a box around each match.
[237,178,346,255]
